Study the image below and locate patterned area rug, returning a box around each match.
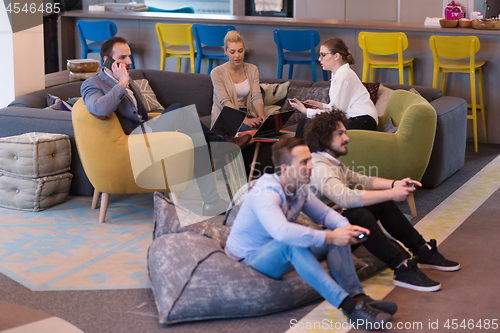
[0,194,155,291]
[0,164,232,292]
[285,155,500,333]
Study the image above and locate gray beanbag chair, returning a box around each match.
[148,191,322,324]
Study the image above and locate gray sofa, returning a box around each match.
[0,69,466,196]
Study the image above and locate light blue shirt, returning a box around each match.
[225,174,349,260]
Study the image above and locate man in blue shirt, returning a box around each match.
[225,138,396,328]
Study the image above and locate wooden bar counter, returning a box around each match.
[61,11,500,145]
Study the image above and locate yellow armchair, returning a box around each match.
[71,99,194,223]
[338,90,437,216]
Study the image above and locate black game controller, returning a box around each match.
[406,182,416,188]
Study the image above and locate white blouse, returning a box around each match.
[306,63,378,124]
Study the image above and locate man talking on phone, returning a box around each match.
[81,36,251,216]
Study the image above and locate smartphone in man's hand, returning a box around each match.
[103,57,115,71]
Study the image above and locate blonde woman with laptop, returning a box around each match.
[211,31,266,132]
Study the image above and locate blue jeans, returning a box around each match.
[243,240,364,308]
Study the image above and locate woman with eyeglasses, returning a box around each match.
[210,31,266,131]
[289,38,378,137]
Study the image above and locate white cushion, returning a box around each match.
[259,81,290,107]
[374,84,395,117]
[0,171,72,211]
[135,78,165,112]
[0,132,71,178]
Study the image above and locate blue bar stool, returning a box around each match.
[273,29,328,82]
[192,24,236,74]
[76,20,135,69]
[147,6,194,13]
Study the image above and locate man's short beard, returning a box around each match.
[331,146,348,157]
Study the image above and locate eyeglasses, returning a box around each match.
[318,52,333,59]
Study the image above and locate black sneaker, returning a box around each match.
[354,294,398,315]
[343,300,392,330]
[393,257,441,292]
[416,239,461,271]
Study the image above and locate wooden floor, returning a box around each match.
[0,301,83,333]
[381,187,500,333]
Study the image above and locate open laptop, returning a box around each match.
[211,106,247,138]
[252,111,295,140]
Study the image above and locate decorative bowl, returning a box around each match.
[439,19,459,28]
[458,19,472,28]
[472,19,500,30]
[69,72,97,81]
[67,59,99,73]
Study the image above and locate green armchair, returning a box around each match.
[338,90,437,215]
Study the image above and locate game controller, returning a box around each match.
[357,232,367,240]
[406,182,416,188]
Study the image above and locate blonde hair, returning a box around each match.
[224,30,245,51]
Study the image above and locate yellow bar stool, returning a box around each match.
[358,31,414,85]
[156,23,196,73]
[429,35,486,152]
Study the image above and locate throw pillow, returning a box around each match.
[135,78,165,113]
[46,94,79,111]
[382,116,398,133]
[264,105,282,116]
[46,94,62,110]
[281,86,330,124]
[374,84,394,117]
[259,81,290,107]
[362,82,380,104]
[408,87,422,96]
